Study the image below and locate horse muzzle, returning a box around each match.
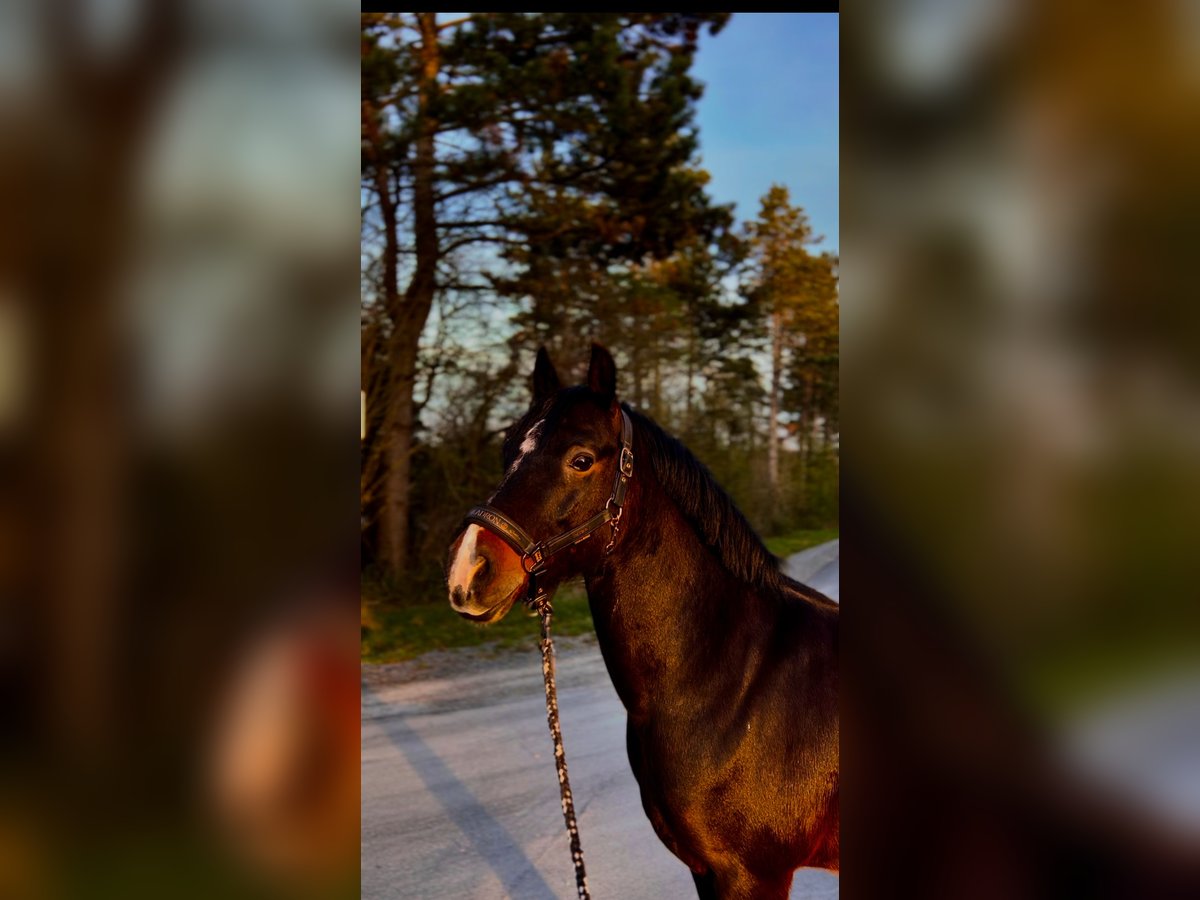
[447,524,528,623]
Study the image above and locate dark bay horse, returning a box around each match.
[446,345,839,899]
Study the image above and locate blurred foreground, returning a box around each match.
[5,1,1200,897]
[843,1,1200,896]
[0,2,359,898]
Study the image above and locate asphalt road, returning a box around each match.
[362,545,840,899]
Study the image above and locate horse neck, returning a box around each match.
[581,463,782,718]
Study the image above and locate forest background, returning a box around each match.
[360,13,839,656]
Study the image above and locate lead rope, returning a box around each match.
[531,587,591,900]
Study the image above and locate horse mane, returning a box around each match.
[625,405,833,607]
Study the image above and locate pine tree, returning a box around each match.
[743,185,838,523]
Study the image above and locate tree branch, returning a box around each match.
[437,15,474,31]
[435,173,520,202]
[439,219,511,230]
[440,234,523,255]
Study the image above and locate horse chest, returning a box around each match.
[626,709,786,855]
[622,649,839,864]
[625,717,716,872]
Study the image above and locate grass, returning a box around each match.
[361,527,839,663]
[763,528,839,559]
[361,579,595,664]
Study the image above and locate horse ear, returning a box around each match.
[532,346,561,402]
[587,343,617,405]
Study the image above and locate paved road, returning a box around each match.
[783,539,839,603]
[362,545,840,899]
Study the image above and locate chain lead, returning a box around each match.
[537,596,590,899]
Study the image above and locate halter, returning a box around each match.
[463,408,635,591]
[458,407,634,900]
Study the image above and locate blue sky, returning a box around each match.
[691,13,839,253]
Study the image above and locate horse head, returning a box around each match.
[446,344,627,623]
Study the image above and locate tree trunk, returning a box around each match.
[42,3,178,774]
[651,329,662,419]
[378,13,440,578]
[381,329,417,575]
[767,303,783,500]
[797,368,813,511]
[684,326,695,436]
[630,291,645,408]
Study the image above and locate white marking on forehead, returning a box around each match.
[487,418,545,502]
[507,419,543,476]
[520,419,543,455]
[449,524,485,592]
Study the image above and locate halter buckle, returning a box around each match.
[619,447,634,477]
[522,547,545,573]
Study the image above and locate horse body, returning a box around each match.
[447,345,838,900]
[582,411,839,899]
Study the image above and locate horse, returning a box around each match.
[446,344,839,900]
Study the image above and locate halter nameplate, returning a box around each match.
[464,507,537,556]
[463,409,634,576]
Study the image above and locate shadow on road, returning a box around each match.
[362,685,558,900]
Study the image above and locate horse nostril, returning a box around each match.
[451,585,467,608]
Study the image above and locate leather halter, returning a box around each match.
[463,409,634,580]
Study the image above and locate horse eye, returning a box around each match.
[569,454,594,472]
